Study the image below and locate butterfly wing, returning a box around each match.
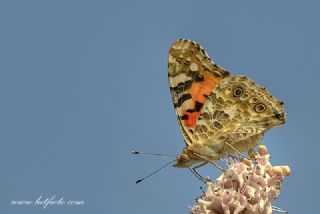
[168,39,230,146]
[191,75,285,157]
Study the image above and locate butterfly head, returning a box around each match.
[173,147,200,168]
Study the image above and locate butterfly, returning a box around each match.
[168,39,286,171]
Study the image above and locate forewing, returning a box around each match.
[168,39,229,145]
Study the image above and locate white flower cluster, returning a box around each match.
[190,145,290,214]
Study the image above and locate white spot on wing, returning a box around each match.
[168,55,174,63]
[181,98,194,111]
[170,73,192,88]
[190,63,198,72]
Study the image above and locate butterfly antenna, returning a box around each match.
[135,159,176,184]
[131,150,175,158]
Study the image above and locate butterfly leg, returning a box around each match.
[193,162,210,182]
[224,141,253,160]
[188,162,211,183]
[193,161,208,171]
[208,160,226,172]
[271,205,288,213]
[192,152,226,171]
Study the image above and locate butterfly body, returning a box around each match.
[168,39,286,168]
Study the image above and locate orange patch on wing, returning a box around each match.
[183,111,200,127]
[182,71,220,128]
[189,71,220,103]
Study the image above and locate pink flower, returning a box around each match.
[190,145,290,214]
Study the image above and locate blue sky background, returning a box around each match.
[0,0,319,213]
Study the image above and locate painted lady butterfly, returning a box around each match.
[168,39,286,170]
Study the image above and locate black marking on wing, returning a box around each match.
[195,102,204,112]
[188,71,204,82]
[181,115,188,120]
[186,109,195,113]
[185,101,204,113]
[174,94,192,108]
[170,80,193,93]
